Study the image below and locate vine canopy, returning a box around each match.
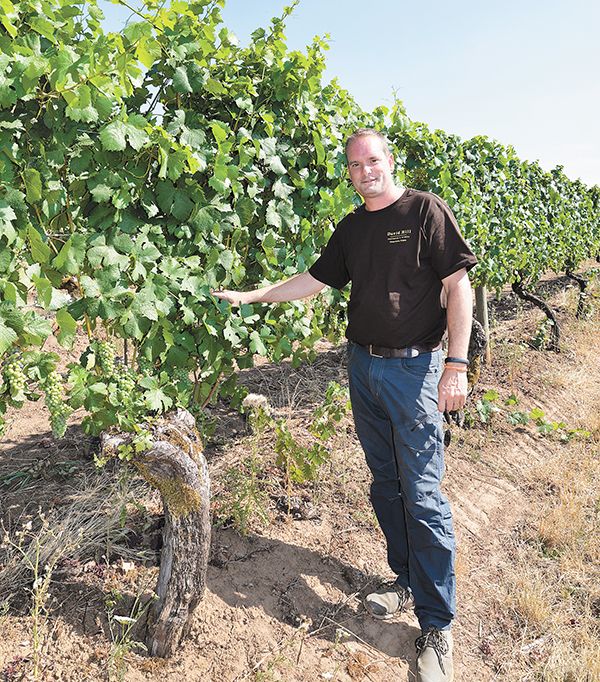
[0,0,598,437]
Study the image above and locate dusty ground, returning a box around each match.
[0,272,599,682]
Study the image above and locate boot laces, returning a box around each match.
[415,629,449,675]
[389,582,410,608]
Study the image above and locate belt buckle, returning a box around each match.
[368,345,384,358]
[406,347,420,358]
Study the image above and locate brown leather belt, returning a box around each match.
[358,342,442,359]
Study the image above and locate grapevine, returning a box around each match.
[0,0,597,442]
[0,0,597,664]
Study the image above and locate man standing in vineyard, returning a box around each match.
[214,128,476,682]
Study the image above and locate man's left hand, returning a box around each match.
[437,368,468,412]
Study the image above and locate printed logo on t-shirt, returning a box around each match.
[387,228,412,244]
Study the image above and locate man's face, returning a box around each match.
[346,135,395,200]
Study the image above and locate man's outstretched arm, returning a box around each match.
[212,271,326,306]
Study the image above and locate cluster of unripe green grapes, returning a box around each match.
[113,361,137,404]
[86,338,196,413]
[4,355,27,398]
[43,369,70,437]
[172,367,192,386]
[137,356,155,376]
[93,339,140,405]
[95,339,116,376]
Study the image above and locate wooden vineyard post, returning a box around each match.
[100,409,211,658]
[475,285,491,364]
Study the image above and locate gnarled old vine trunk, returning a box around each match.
[512,281,560,351]
[100,408,210,658]
[565,269,588,318]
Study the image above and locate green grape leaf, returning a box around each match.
[22,312,52,345]
[100,121,128,152]
[131,287,159,322]
[137,36,162,68]
[0,0,18,38]
[23,169,42,204]
[205,77,226,95]
[0,74,17,108]
[0,319,18,355]
[145,387,173,412]
[56,308,77,349]
[64,85,98,123]
[90,183,114,203]
[0,203,17,244]
[172,66,193,93]
[268,155,287,175]
[28,16,57,43]
[52,234,87,275]
[28,226,52,264]
[124,121,150,151]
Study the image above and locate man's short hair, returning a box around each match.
[345,128,391,157]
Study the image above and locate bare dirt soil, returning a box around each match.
[1,274,599,682]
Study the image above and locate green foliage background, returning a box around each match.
[0,0,598,437]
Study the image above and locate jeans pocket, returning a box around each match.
[395,415,444,482]
[402,353,438,379]
[407,417,442,456]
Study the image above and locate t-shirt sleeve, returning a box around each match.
[308,226,351,289]
[424,197,478,279]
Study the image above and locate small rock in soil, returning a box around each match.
[275,495,319,520]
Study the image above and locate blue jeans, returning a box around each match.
[347,341,456,631]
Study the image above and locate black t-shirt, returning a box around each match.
[309,188,477,348]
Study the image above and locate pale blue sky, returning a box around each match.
[100,0,600,186]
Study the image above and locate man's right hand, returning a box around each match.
[211,289,251,306]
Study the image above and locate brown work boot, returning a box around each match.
[364,581,412,620]
[415,628,453,681]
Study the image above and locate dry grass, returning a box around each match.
[0,470,154,602]
[484,286,600,681]
[488,451,600,681]
[538,633,600,681]
[487,336,528,390]
[505,566,555,634]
